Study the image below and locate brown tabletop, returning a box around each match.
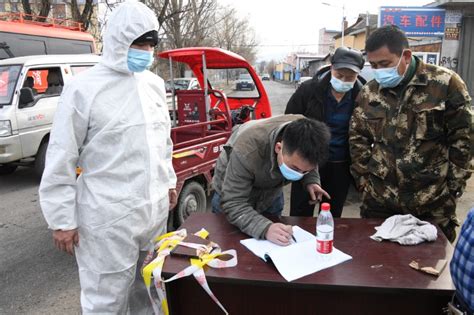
[162,213,454,315]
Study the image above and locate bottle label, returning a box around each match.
[316,239,333,254]
[316,225,334,254]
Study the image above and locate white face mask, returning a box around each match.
[330,76,356,93]
[279,161,305,181]
[372,50,407,88]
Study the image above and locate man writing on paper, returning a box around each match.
[212,115,331,245]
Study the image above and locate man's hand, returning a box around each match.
[53,229,79,256]
[306,183,330,205]
[265,223,293,246]
[169,189,177,210]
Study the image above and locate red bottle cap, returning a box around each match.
[321,203,330,211]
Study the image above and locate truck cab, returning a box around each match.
[159,47,272,226]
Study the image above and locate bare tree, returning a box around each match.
[210,7,258,64]
[9,0,95,29]
[159,0,217,49]
[266,60,276,79]
[38,0,52,19]
[14,0,51,21]
[20,0,33,18]
[141,0,171,27]
[258,61,266,74]
[153,0,218,76]
[69,0,95,31]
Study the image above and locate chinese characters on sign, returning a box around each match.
[379,7,446,37]
[440,10,462,71]
[445,10,462,24]
[445,27,460,40]
[444,10,462,41]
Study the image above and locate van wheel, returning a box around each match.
[35,140,48,179]
[175,181,207,227]
[0,165,17,175]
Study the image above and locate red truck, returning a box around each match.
[160,47,271,227]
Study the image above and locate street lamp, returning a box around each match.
[322,2,345,47]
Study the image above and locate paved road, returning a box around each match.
[0,80,296,314]
[0,79,472,314]
[263,80,295,115]
[0,168,81,314]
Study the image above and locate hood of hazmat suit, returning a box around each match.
[39,0,176,277]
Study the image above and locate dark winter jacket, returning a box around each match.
[285,65,365,121]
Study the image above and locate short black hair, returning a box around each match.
[282,118,330,166]
[365,25,409,56]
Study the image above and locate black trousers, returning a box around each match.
[290,161,352,218]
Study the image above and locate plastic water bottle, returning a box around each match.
[316,203,334,254]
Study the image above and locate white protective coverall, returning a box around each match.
[39,1,176,313]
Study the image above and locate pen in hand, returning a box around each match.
[291,234,297,243]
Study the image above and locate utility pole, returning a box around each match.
[341,4,345,47]
[322,2,345,48]
[365,11,370,40]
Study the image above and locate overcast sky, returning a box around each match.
[217,0,433,61]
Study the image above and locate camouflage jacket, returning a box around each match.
[349,58,472,215]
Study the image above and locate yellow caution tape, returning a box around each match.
[190,252,222,269]
[142,228,236,315]
[195,228,209,239]
[155,230,180,242]
[142,259,165,288]
[161,299,169,315]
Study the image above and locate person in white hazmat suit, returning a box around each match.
[39,1,177,313]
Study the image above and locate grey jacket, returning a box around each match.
[212,115,321,239]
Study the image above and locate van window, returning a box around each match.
[0,33,94,59]
[25,67,63,96]
[47,37,94,54]
[0,33,47,59]
[0,65,21,106]
[71,65,94,75]
[19,38,47,55]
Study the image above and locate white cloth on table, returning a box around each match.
[370,214,438,245]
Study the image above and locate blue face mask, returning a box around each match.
[373,52,406,88]
[330,76,355,93]
[279,162,305,181]
[127,48,154,72]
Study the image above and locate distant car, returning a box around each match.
[236,73,255,91]
[296,76,312,89]
[261,73,270,81]
[166,77,200,91]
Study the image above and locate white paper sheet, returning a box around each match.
[239,226,315,261]
[268,241,352,282]
[240,225,352,282]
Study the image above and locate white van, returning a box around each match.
[0,54,100,176]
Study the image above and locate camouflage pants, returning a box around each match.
[360,191,459,242]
